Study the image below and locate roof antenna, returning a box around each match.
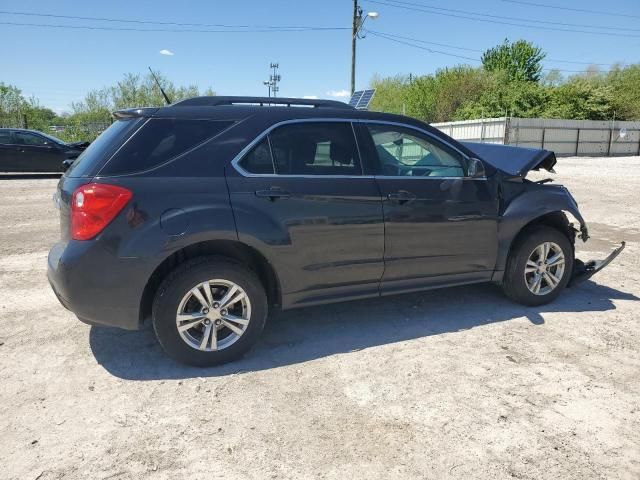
[148,66,172,105]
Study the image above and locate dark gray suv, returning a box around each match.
[47,96,623,366]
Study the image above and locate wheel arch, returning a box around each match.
[493,209,579,282]
[139,239,281,326]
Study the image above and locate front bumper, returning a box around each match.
[47,240,150,330]
[569,242,625,287]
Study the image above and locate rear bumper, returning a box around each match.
[47,240,151,330]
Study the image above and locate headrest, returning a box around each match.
[330,141,352,165]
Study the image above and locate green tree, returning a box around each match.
[607,64,640,120]
[482,39,545,82]
[371,66,491,123]
[66,71,216,141]
[454,71,549,119]
[71,71,214,116]
[543,78,614,120]
[428,66,492,121]
[369,74,410,115]
[0,83,27,126]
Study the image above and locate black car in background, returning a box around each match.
[47,96,624,367]
[0,128,88,172]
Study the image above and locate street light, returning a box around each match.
[351,1,379,95]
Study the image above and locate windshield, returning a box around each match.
[65,119,143,178]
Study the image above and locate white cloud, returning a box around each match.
[159,49,174,56]
[326,89,350,98]
[303,95,318,99]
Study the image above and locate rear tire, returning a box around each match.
[152,257,268,367]
[502,226,573,306]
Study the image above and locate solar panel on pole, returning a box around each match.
[355,89,376,110]
[348,90,365,108]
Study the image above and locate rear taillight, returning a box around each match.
[71,183,132,240]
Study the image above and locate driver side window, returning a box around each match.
[15,132,47,146]
[366,124,466,178]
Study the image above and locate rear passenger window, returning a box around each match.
[269,122,361,176]
[238,138,274,174]
[102,119,233,175]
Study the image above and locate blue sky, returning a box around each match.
[2,0,639,113]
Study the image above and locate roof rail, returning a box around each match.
[172,96,354,109]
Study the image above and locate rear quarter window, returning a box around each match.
[0,131,12,145]
[65,119,142,178]
[100,119,233,176]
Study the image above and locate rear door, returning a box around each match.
[0,130,18,171]
[357,122,499,293]
[226,120,385,307]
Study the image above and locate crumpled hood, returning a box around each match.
[67,141,90,151]
[461,142,557,177]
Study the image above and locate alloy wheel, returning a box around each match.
[176,279,251,351]
[524,242,566,296]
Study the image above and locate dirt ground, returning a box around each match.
[0,157,639,480]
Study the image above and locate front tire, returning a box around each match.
[502,226,574,306]
[152,257,268,367]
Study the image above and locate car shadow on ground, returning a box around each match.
[89,280,638,381]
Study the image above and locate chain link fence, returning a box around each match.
[0,116,111,143]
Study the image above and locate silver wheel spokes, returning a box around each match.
[176,279,251,352]
[524,242,566,296]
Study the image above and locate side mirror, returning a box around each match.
[61,159,74,172]
[467,157,486,178]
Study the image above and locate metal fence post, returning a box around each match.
[480,119,486,143]
[575,129,580,156]
[503,117,510,145]
[541,127,546,149]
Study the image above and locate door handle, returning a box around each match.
[255,188,291,201]
[387,190,416,204]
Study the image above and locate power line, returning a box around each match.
[0,21,348,33]
[367,31,481,62]
[369,0,640,32]
[500,0,640,20]
[369,30,631,66]
[0,9,349,30]
[367,30,609,73]
[364,0,640,38]
[368,30,482,52]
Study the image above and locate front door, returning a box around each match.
[14,131,62,172]
[357,122,499,294]
[226,121,385,307]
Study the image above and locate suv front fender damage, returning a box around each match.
[495,182,625,287]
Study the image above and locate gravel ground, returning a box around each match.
[0,157,639,480]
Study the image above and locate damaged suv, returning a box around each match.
[47,97,624,366]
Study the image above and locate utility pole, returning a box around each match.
[263,80,272,98]
[351,0,359,96]
[350,2,379,96]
